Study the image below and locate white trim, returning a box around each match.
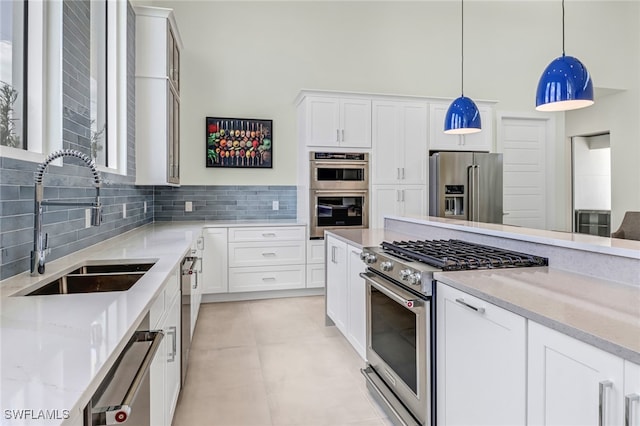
[43,0,63,157]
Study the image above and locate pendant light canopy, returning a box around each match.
[444,0,481,135]
[536,0,594,112]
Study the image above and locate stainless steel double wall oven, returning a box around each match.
[309,152,369,239]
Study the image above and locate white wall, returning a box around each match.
[136,0,639,230]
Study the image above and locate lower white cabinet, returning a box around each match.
[371,185,426,229]
[150,267,181,426]
[306,240,325,289]
[528,321,626,426]
[228,265,305,292]
[325,235,366,360]
[436,282,526,426]
[201,228,228,294]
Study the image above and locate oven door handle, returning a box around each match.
[312,161,367,168]
[312,190,368,195]
[360,272,422,309]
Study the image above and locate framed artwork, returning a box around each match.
[206,117,272,168]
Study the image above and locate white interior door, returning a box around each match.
[500,116,549,229]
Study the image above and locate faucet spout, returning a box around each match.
[31,149,103,276]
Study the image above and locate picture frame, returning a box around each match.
[206,117,273,168]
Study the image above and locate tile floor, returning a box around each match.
[172,295,393,426]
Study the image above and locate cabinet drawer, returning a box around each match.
[228,265,305,292]
[228,241,305,267]
[228,226,304,242]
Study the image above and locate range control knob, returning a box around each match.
[380,261,393,272]
[365,254,377,264]
[407,273,421,285]
[359,251,368,262]
[399,269,413,280]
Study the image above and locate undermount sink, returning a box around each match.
[24,261,156,296]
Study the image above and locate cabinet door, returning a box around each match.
[625,361,640,426]
[399,185,427,218]
[340,98,371,148]
[326,236,348,334]
[528,321,624,426]
[429,102,462,151]
[347,245,366,360]
[305,97,340,147]
[436,283,526,426]
[372,101,401,184]
[459,105,492,151]
[165,291,181,425]
[201,228,228,294]
[371,186,400,229]
[399,102,428,184]
[306,264,325,289]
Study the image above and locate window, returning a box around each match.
[0,0,26,149]
[90,0,108,167]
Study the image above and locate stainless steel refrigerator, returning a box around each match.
[429,152,503,224]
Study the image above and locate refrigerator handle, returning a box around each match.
[474,164,480,222]
[467,165,475,221]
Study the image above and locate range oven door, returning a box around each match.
[309,190,368,239]
[361,271,431,426]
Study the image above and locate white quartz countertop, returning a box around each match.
[323,228,415,248]
[387,215,640,259]
[435,268,640,364]
[0,222,203,426]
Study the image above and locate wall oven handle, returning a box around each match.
[455,298,486,314]
[360,272,420,308]
[312,190,368,195]
[312,161,367,168]
[92,330,164,425]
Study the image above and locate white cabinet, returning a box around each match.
[436,283,526,426]
[528,321,625,426]
[325,235,366,360]
[346,245,366,360]
[326,236,348,334]
[372,100,428,185]
[149,267,181,426]
[227,226,306,292]
[625,361,640,426]
[135,6,182,186]
[429,101,493,152]
[201,228,228,294]
[306,240,325,289]
[298,95,371,148]
[371,185,426,229]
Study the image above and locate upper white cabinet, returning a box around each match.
[135,6,182,186]
[429,100,494,152]
[372,100,428,185]
[436,282,526,426]
[371,185,426,229]
[528,321,625,426]
[298,94,371,148]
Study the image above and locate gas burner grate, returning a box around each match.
[380,239,548,271]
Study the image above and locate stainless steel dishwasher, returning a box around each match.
[84,314,163,425]
[181,256,197,385]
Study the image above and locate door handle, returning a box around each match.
[167,326,177,362]
[626,393,639,426]
[599,380,613,426]
[455,298,486,314]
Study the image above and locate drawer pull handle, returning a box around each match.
[262,252,277,257]
[262,233,277,237]
[626,393,639,426]
[599,380,613,426]
[262,277,276,282]
[455,298,485,314]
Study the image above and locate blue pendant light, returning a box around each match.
[444,0,481,135]
[536,0,594,111]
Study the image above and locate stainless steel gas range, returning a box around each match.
[359,239,548,426]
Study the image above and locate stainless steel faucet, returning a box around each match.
[31,149,103,275]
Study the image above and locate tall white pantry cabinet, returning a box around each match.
[135,6,182,186]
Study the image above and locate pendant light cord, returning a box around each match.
[562,0,566,56]
[461,0,464,96]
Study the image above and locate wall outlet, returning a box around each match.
[85,209,91,228]
[272,201,279,211]
[144,201,147,214]
[122,203,127,219]
[185,201,193,212]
